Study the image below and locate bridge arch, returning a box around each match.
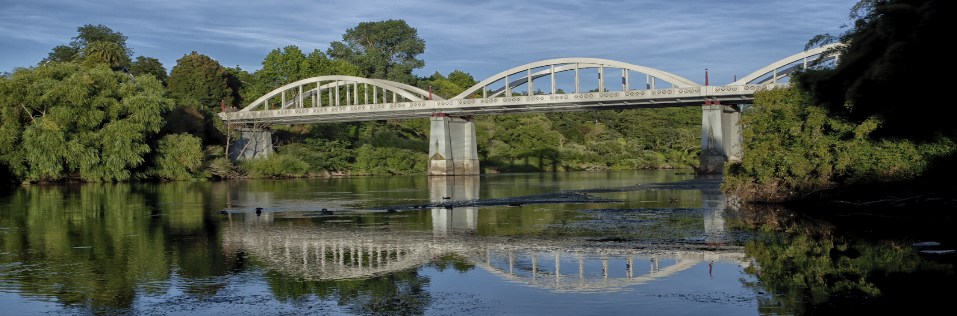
[241,75,443,112]
[452,58,699,100]
[732,43,842,85]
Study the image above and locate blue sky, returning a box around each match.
[0,0,856,85]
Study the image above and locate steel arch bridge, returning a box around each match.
[219,44,840,174]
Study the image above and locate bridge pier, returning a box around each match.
[699,104,743,174]
[229,127,274,160]
[429,114,480,175]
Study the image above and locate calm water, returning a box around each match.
[0,170,953,315]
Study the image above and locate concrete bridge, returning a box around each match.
[219,45,839,174]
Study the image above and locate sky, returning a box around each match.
[0,0,858,85]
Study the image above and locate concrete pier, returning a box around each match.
[428,114,480,175]
[229,128,274,160]
[699,104,743,174]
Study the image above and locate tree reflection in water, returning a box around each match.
[730,204,956,314]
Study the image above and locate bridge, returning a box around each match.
[219,44,839,174]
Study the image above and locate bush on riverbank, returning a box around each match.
[722,87,956,203]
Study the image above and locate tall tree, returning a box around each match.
[251,46,363,99]
[420,70,476,99]
[43,24,132,68]
[258,45,308,88]
[327,19,425,84]
[167,52,238,110]
[71,24,133,56]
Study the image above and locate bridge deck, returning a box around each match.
[219,84,783,125]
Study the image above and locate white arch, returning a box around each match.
[732,43,843,85]
[241,75,441,112]
[452,58,699,100]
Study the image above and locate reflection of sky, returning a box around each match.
[422,260,757,315]
[0,254,756,315]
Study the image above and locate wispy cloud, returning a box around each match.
[0,0,856,83]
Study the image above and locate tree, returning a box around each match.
[257,46,363,89]
[45,45,79,63]
[43,24,132,68]
[419,70,476,99]
[327,19,425,84]
[82,41,128,68]
[148,133,203,180]
[129,56,168,84]
[71,24,132,57]
[257,45,308,89]
[167,52,238,110]
[226,65,257,108]
[799,0,953,140]
[0,63,173,183]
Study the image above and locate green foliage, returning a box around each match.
[44,24,132,68]
[730,206,955,314]
[327,19,425,84]
[0,62,174,183]
[206,157,241,179]
[722,87,955,202]
[279,140,355,173]
[224,65,257,108]
[129,56,168,84]
[419,70,477,99]
[799,0,953,139]
[249,45,362,99]
[71,24,132,56]
[240,154,310,178]
[45,45,79,63]
[353,144,426,175]
[167,52,239,110]
[149,133,203,180]
[82,41,128,69]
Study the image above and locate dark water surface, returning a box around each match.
[0,170,953,315]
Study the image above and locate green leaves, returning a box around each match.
[0,63,175,183]
[327,19,426,85]
[723,87,956,202]
[149,134,203,180]
[168,52,237,111]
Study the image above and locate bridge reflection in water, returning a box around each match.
[221,176,745,293]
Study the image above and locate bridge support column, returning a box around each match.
[229,127,274,160]
[429,114,480,175]
[699,104,742,174]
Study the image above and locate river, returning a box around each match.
[0,170,953,315]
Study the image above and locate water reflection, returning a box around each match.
[702,186,727,245]
[220,175,746,294]
[429,176,480,236]
[7,171,947,314]
[728,203,957,314]
[221,221,747,293]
